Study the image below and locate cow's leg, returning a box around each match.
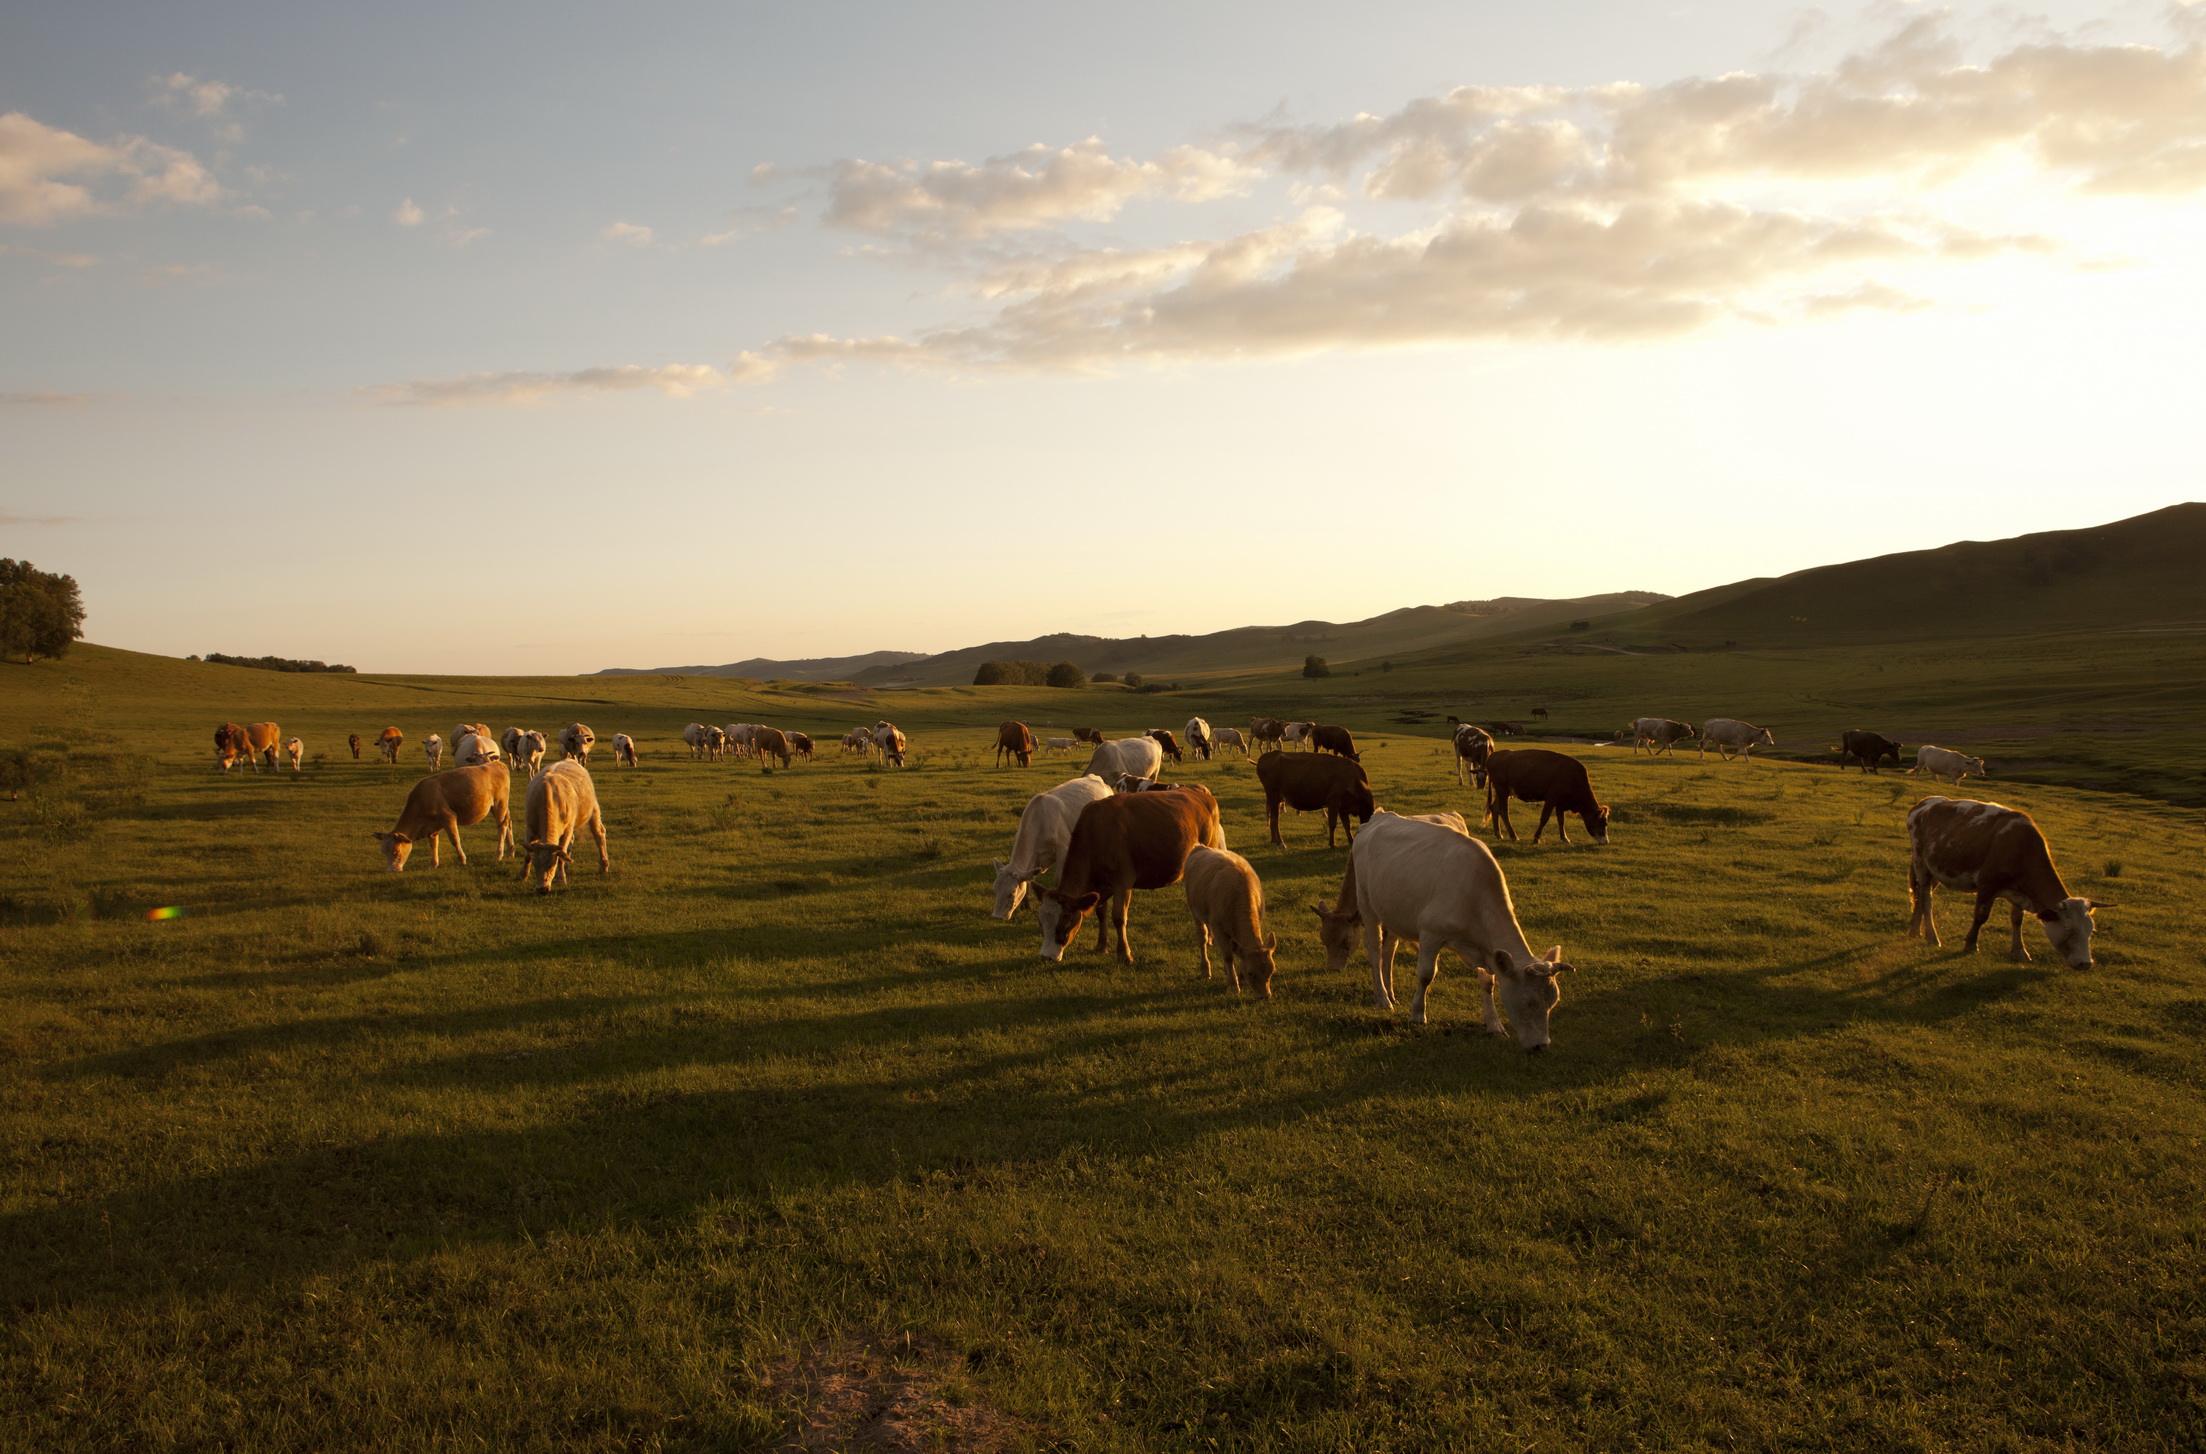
[496,806,513,860]
[2007,901,2032,962]
[1111,892,1134,965]
[1496,800,1516,841]
[1963,889,1996,953]
[1555,809,1571,845]
[1091,900,1110,953]
[1910,868,1941,945]
[1407,940,1443,1026]
[1365,921,1392,1010]
[1195,921,1213,979]
[1325,809,1338,847]
[591,812,609,875]
[444,811,467,866]
[1533,804,1555,843]
[1267,798,1284,848]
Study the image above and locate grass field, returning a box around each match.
[4,647,2204,1450]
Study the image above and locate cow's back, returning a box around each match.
[1259,750,1365,807]
[1353,812,1515,938]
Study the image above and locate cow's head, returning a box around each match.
[1034,887,1099,961]
[990,859,1030,920]
[1755,727,1776,746]
[1970,756,1989,776]
[1586,802,1612,844]
[1313,904,1360,972]
[1492,945,1573,1051]
[1243,932,1279,998]
[1347,782,1377,824]
[524,839,572,894]
[372,830,415,872]
[2037,897,2103,970]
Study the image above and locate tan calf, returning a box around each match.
[522,759,609,893]
[372,763,513,871]
[1183,845,1278,997]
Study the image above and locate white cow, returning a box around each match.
[874,723,907,766]
[1452,722,1496,787]
[1084,736,1163,787]
[612,732,638,767]
[682,723,711,760]
[1211,727,1248,757]
[1912,744,1988,785]
[842,727,874,755]
[1282,721,1315,750]
[724,723,758,759]
[455,731,501,767]
[1183,717,1213,761]
[991,774,1116,920]
[516,730,547,777]
[1043,736,1080,755]
[424,734,445,771]
[1313,810,1576,1050]
[283,737,304,773]
[500,726,527,764]
[1699,718,1774,762]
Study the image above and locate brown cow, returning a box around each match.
[348,733,363,761]
[1249,717,1286,752]
[372,762,513,871]
[214,722,247,771]
[242,722,281,771]
[1033,785,1224,964]
[995,720,1037,768]
[375,726,405,765]
[1908,796,2106,970]
[1073,727,1105,745]
[754,725,793,769]
[1147,728,1183,764]
[1482,749,1610,844]
[1257,751,1375,848]
[787,731,813,763]
[1183,845,1278,997]
[1310,724,1359,760]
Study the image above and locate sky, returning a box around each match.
[4,1,2204,674]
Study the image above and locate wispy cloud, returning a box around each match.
[0,510,78,525]
[392,196,425,226]
[0,110,223,226]
[0,392,89,408]
[367,363,728,406]
[151,72,282,142]
[601,220,655,246]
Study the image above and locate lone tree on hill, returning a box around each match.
[1303,654,1331,679]
[0,559,86,663]
[1046,661,1087,689]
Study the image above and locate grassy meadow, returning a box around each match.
[4,646,2204,1450]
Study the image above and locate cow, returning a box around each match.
[1072,727,1105,746]
[1491,721,1524,737]
[1249,718,1286,753]
[1211,727,1249,757]
[452,724,493,758]
[283,737,304,773]
[1147,728,1183,764]
[1183,846,1277,997]
[501,726,526,763]
[788,731,814,763]
[516,731,548,777]
[995,720,1038,768]
[1532,707,1549,721]
[1907,796,2106,970]
[375,726,404,765]
[1481,748,1610,845]
[243,722,281,771]
[875,723,907,767]
[1310,724,1359,760]
[723,723,757,759]
[1117,776,1194,794]
[455,731,500,767]
[1699,718,1774,762]
[1912,745,1987,785]
[682,723,712,760]
[214,722,247,772]
[521,759,609,893]
[1044,736,1080,755]
[1452,722,1496,788]
[754,725,793,769]
[424,734,445,772]
[613,733,638,767]
[1033,785,1224,964]
[1838,730,1904,774]
[1084,736,1163,788]
[842,727,873,755]
[560,722,595,764]
[1314,810,1576,1048]
[347,733,362,761]
[372,762,513,872]
[1256,750,1375,848]
[1624,717,1697,756]
[991,773,1115,919]
[1183,718,1213,762]
[1281,721,1315,750]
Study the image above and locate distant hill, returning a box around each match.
[595,649,929,681]
[1606,503,2206,645]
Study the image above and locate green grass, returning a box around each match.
[3,647,2203,1450]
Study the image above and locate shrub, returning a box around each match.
[1123,672,1144,689]
[973,659,1053,686]
[1046,661,1087,689]
[1303,655,1331,679]
[202,653,358,673]
[1569,619,1592,632]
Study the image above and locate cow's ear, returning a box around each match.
[1494,948,1520,978]
[1069,892,1102,913]
[2086,899,2115,910]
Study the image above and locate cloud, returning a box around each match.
[699,204,798,246]
[393,196,424,226]
[0,392,88,408]
[368,363,728,406]
[0,111,223,225]
[449,225,492,247]
[152,72,281,141]
[0,510,77,525]
[601,220,655,246]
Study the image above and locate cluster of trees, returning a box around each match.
[191,653,359,674]
[1303,654,1332,678]
[0,560,86,663]
[972,659,1087,688]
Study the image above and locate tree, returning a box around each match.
[1569,619,1592,632]
[1303,654,1331,679]
[973,660,1011,685]
[0,559,86,663]
[1122,672,1143,689]
[1046,661,1087,689]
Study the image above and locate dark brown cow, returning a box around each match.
[788,731,814,763]
[1491,720,1524,736]
[1908,796,2105,969]
[1839,729,1903,773]
[1532,707,1549,720]
[1147,728,1183,764]
[1073,726,1105,745]
[1033,786,1223,964]
[1249,717,1286,752]
[1310,724,1359,760]
[1482,749,1609,844]
[1257,751,1375,848]
[348,733,363,761]
[995,720,1037,768]
[214,722,247,771]
[754,725,793,769]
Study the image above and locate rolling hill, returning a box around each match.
[595,649,928,682]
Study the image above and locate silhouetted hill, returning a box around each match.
[595,649,928,681]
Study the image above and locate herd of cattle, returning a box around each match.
[209,706,2101,1049]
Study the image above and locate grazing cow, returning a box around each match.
[424,734,445,771]
[1314,811,1576,1048]
[1117,775,1197,794]
[1699,718,1774,762]
[613,733,638,767]
[372,762,513,871]
[682,723,712,760]
[243,722,281,771]
[1183,718,1213,762]
[991,773,1115,919]
[521,759,609,893]
[1626,717,1698,756]
[1310,724,1359,760]
[1481,749,1610,845]
[452,724,492,758]
[1073,727,1105,746]
[284,737,304,773]
[995,720,1038,768]
[1256,750,1375,848]
[704,726,728,760]
[455,731,500,767]
[1452,722,1496,788]
[1912,745,1987,785]
[1033,786,1224,963]
[874,723,907,767]
[501,726,527,763]
[214,722,247,772]
[1084,736,1164,787]
[1184,846,1277,996]
[1147,728,1183,764]
[1211,726,1248,757]
[1838,729,1904,774]
[754,725,793,769]
[560,722,595,764]
[842,726,873,755]
[1281,721,1315,750]
[1532,707,1549,721]
[1491,721,1524,737]
[1044,736,1080,755]
[375,726,404,765]
[788,731,814,763]
[1908,796,2105,970]
[1249,718,1286,752]
[725,723,760,759]
[348,733,362,761]
[517,731,548,777]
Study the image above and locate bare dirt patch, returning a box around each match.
[773,1335,1039,1453]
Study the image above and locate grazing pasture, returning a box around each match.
[3,646,2203,1450]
